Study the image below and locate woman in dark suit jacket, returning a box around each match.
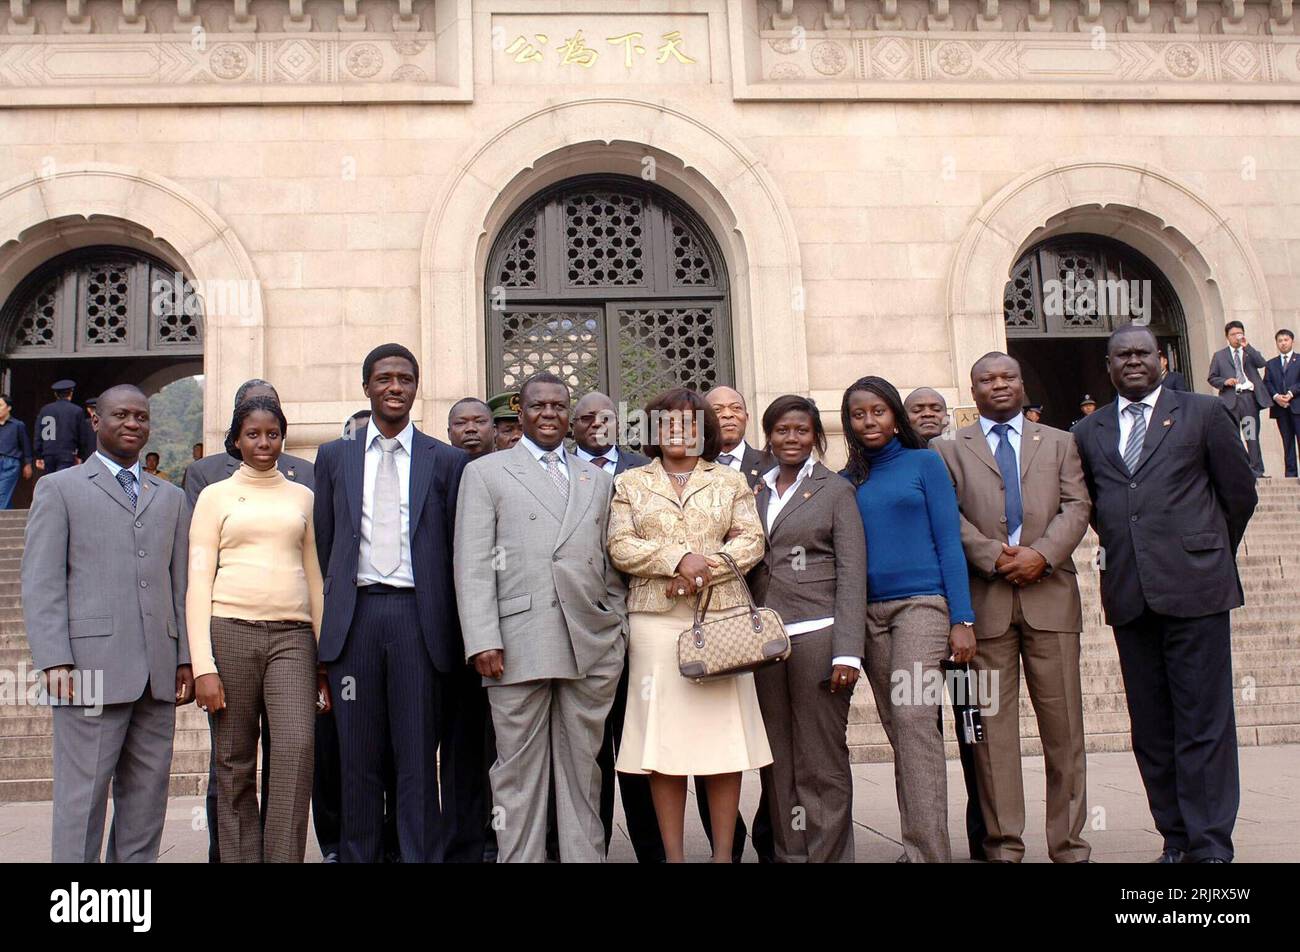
[749,395,867,863]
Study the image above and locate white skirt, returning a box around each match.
[616,600,773,776]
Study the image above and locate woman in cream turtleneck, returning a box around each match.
[187,395,326,863]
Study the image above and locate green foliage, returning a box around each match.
[145,376,203,484]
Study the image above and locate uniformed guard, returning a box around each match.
[488,390,523,451]
[32,379,89,474]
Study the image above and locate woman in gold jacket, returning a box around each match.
[608,387,771,863]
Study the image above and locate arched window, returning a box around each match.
[1,246,202,358]
[1003,234,1187,370]
[484,175,732,411]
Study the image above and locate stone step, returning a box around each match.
[0,773,206,803]
[0,729,209,759]
[0,747,210,782]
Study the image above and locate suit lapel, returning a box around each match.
[554,456,595,550]
[1019,421,1044,478]
[1091,404,1129,477]
[85,457,134,514]
[960,425,1001,478]
[345,425,366,532]
[503,443,567,523]
[409,429,433,538]
[740,445,770,486]
[769,465,824,537]
[1133,388,1180,474]
[135,472,162,519]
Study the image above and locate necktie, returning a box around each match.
[1123,403,1147,475]
[990,424,1022,539]
[542,451,569,500]
[371,437,402,577]
[717,453,735,466]
[115,468,138,507]
[1234,348,1245,380]
[590,455,612,471]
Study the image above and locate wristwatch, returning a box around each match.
[958,621,974,628]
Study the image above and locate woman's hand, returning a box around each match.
[195,673,226,714]
[828,664,859,693]
[948,624,977,664]
[316,665,332,715]
[666,553,713,598]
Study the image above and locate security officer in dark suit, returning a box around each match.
[32,380,89,474]
[1073,325,1256,863]
[569,391,660,861]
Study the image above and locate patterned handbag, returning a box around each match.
[677,553,791,683]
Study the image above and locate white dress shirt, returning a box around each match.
[979,413,1024,546]
[95,451,142,506]
[718,440,749,472]
[520,434,569,474]
[760,457,860,672]
[1116,386,1162,457]
[356,420,415,588]
[575,443,619,473]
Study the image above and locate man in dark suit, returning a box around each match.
[183,378,315,863]
[701,385,774,863]
[441,397,498,862]
[1073,325,1256,863]
[570,390,660,862]
[33,379,89,474]
[1264,329,1300,478]
[904,386,988,862]
[1208,320,1269,478]
[1159,353,1189,393]
[314,343,468,863]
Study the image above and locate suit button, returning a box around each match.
[530,513,537,520]
[139,580,148,588]
[552,554,559,562]
[1130,482,1137,489]
[551,599,558,608]
[999,516,1006,523]
[138,550,146,558]
[135,521,143,529]
[1131,515,1138,522]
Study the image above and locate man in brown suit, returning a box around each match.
[934,352,1092,863]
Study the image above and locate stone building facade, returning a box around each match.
[0,0,1295,472]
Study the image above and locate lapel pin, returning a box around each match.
[802,490,812,499]
[1163,419,1172,427]
[288,468,296,479]
[579,472,589,482]
[1032,435,1041,441]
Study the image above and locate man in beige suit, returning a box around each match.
[934,352,1092,863]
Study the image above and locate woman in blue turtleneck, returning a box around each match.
[841,376,975,864]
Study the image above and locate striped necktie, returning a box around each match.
[1122,403,1147,475]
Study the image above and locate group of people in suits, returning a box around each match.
[22,322,1258,863]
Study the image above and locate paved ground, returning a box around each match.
[1,745,1296,862]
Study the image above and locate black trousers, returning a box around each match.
[327,586,444,863]
[313,708,402,861]
[206,711,270,863]
[1276,412,1299,478]
[439,662,492,863]
[596,659,665,862]
[1113,609,1239,862]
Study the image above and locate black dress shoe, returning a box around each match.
[1155,847,1185,863]
[1198,857,1229,863]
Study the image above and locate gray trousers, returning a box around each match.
[210,617,317,863]
[754,625,854,863]
[51,694,175,863]
[864,595,952,863]
[487,644,621,863]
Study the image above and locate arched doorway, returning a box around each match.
[0,246,203,506]
[1003,234,1187,430]
[483,174,733,413]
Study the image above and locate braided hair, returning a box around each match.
[840,375,923,486]
[225,395,288,461]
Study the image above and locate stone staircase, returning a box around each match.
[1,481,1297,799]
[848,476,1300,762]
[0,509,210,801]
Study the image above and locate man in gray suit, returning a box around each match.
[454,372,627,862]
[23,385,192,862]
[1208,320,1269,478]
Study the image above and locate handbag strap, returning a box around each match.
[691,551,762,632]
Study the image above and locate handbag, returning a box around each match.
[677,553,791,683]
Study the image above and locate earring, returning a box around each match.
[893,428,898,434]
